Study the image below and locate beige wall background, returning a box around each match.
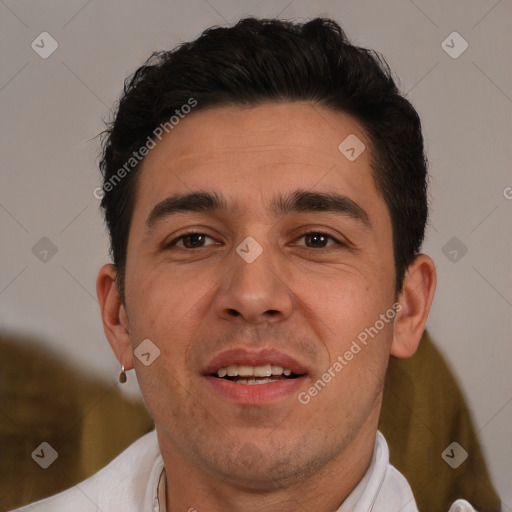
[1,0,511,506]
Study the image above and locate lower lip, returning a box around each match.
[204,375,307,404]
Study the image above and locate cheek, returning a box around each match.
[295,270,385,345]
[125,270,209,398]
[295,269,394,407]
[129,265,210,332]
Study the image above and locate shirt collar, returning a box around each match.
[336,430,388,511]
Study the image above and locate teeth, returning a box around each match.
[254,364,272,377]
[271,365,283,375]
[238,365,253,377]
[216,364,293,378]
[237,378,278,385]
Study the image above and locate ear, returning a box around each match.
[96,263,134,370]
[391,254,437,358]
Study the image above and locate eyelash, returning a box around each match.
[167,231,343,249]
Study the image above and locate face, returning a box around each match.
[119,102,399,488]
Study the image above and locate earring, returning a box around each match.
[119,365,127,383]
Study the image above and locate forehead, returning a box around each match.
[133,102,384,217]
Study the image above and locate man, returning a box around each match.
[14,17,479,512]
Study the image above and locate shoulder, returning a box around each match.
[373,434,479,512]
[10,430,161,512]
[447,499,479,511]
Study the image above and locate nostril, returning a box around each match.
[227,308,240,316]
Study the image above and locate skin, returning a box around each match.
[97,102,436,512]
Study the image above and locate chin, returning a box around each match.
[203,439,335,491]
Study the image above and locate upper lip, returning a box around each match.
[202,347,309,376]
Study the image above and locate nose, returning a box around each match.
[213,242,294,325]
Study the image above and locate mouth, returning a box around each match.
[202,348,309,403]
[211,363,303,385]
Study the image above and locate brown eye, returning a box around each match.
[171,233,216,249]
[305,233,327,248]
[298,232,338,248]
[182,234,206,248]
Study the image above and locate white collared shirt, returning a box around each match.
[11,430,477,512]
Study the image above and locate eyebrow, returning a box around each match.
[144,189,371,233]
[270,189,371,228]
[145,192,228,232]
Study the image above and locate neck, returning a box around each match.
[157,410,380,512]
